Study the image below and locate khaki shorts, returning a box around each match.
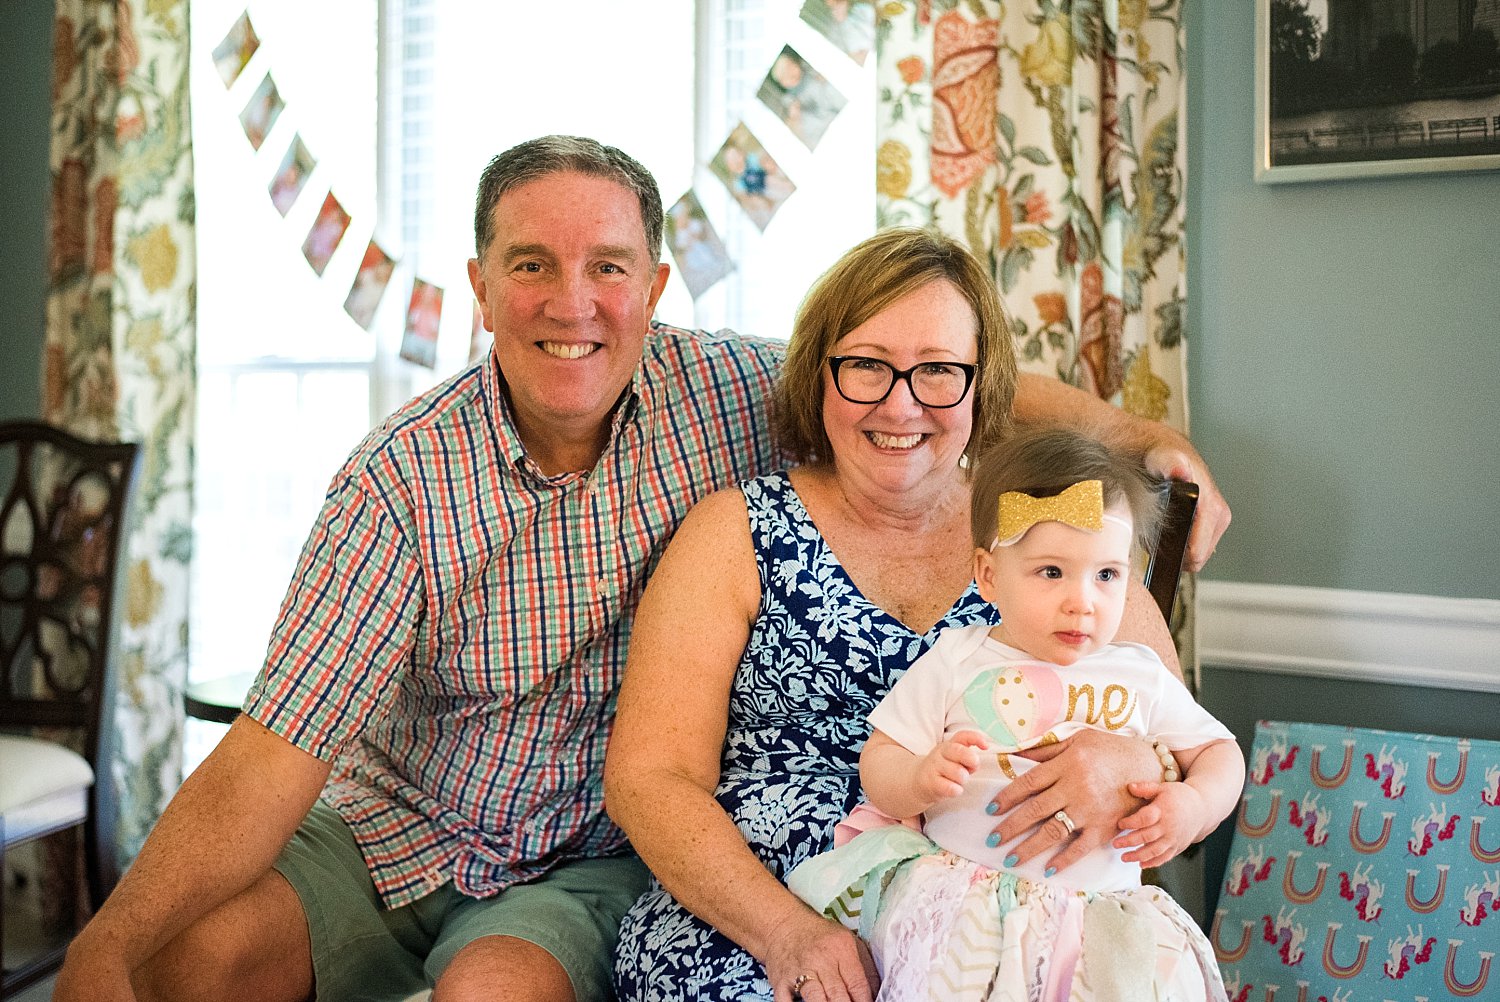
[273,800,649,1002]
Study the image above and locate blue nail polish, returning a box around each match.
[1044,867,1057,878]
[1003,853,1019,867]
[985,802,999,816]
[984,833,1000,848]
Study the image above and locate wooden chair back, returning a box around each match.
[1143,480,1198,626]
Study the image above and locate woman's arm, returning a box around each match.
[605,489,874,1002]
[1116,577,1181,681]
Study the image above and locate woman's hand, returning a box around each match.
[765,912,878,1002]
[1113,780,1205,869]
[914,730,989,801]
[985,729,1155,873]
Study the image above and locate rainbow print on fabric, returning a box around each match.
[1217,721,1500,1001]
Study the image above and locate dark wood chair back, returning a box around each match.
[0,420,138,994]
[1143,480,1198,627]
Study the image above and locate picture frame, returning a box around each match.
[1255,0,1500,184]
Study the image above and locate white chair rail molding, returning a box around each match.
[1197,580,1500,694]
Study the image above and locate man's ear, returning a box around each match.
[647,262,670,316]
[467,258,492,332]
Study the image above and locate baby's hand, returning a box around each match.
[915,730,989,802]
[1112,780,1205,868]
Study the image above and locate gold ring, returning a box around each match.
[792,973,813,996]
[1054,808,1076,835]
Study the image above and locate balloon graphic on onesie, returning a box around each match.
[962,661,1064,748]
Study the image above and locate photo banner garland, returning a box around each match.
[238,72,282,150]
[757,45,846,151]
[211,11,259,88]
[685,9,869,297]
[344,241,395,329]
[214,7,876,346]
[709,122,796,232]
[301,192,351,276]
[213,9,440,350]
[400,278,443,369]
[799,0,875,67]
[269,134,315,216]
[666,190,735,299]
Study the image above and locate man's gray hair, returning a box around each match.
[473,135,664,265]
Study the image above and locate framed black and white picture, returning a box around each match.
[1256,0,1500,182]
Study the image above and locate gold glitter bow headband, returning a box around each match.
[993,479,1132,547]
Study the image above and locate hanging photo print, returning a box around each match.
[400,279,444,369]
[269,136,316,216]
[301,193,351,275]
[343,241,395,329]
[665,191,734,298]
[798,0,876,66]
[239,74,284,150]
[468,300,492,364]
[758,46,846,150]
[212,12,260,87]
[709,123,796,231]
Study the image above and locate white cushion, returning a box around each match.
[0,733,95,813]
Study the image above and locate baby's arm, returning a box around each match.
[860,728,990,821]
[1112,738,1245,868]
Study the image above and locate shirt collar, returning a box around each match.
[481,346,644,485]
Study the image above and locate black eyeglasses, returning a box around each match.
[827,356,977,409]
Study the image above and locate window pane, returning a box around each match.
[189,0,381,715]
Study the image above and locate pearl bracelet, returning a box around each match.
[1152,740,1180,783]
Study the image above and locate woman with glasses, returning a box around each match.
[607,229,1183,1002]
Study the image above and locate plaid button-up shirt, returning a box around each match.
[245,323,783,907]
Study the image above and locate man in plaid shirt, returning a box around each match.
[58,136,1230,1002]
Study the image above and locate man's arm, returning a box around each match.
[1011,372,1231,571]
[53,716,330,1002]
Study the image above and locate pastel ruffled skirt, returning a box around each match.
[787,825,1227,1002]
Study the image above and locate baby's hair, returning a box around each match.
[969,426,1168,557]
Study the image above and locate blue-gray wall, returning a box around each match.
[1187,1,1500,602]
[0,1,52,421]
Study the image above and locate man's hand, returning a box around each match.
[51,716,328,1001]
[1143,444,1230,572]
[1009,373,1232,573]
[985,729,1155,873]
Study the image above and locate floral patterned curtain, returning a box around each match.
[47,0,196,872]
[875,0,1196,684]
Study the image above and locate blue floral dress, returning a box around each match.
[612,471,998,1001]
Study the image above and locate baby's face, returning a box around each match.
[974,501,1134,665]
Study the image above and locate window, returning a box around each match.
[187,0,873,765]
